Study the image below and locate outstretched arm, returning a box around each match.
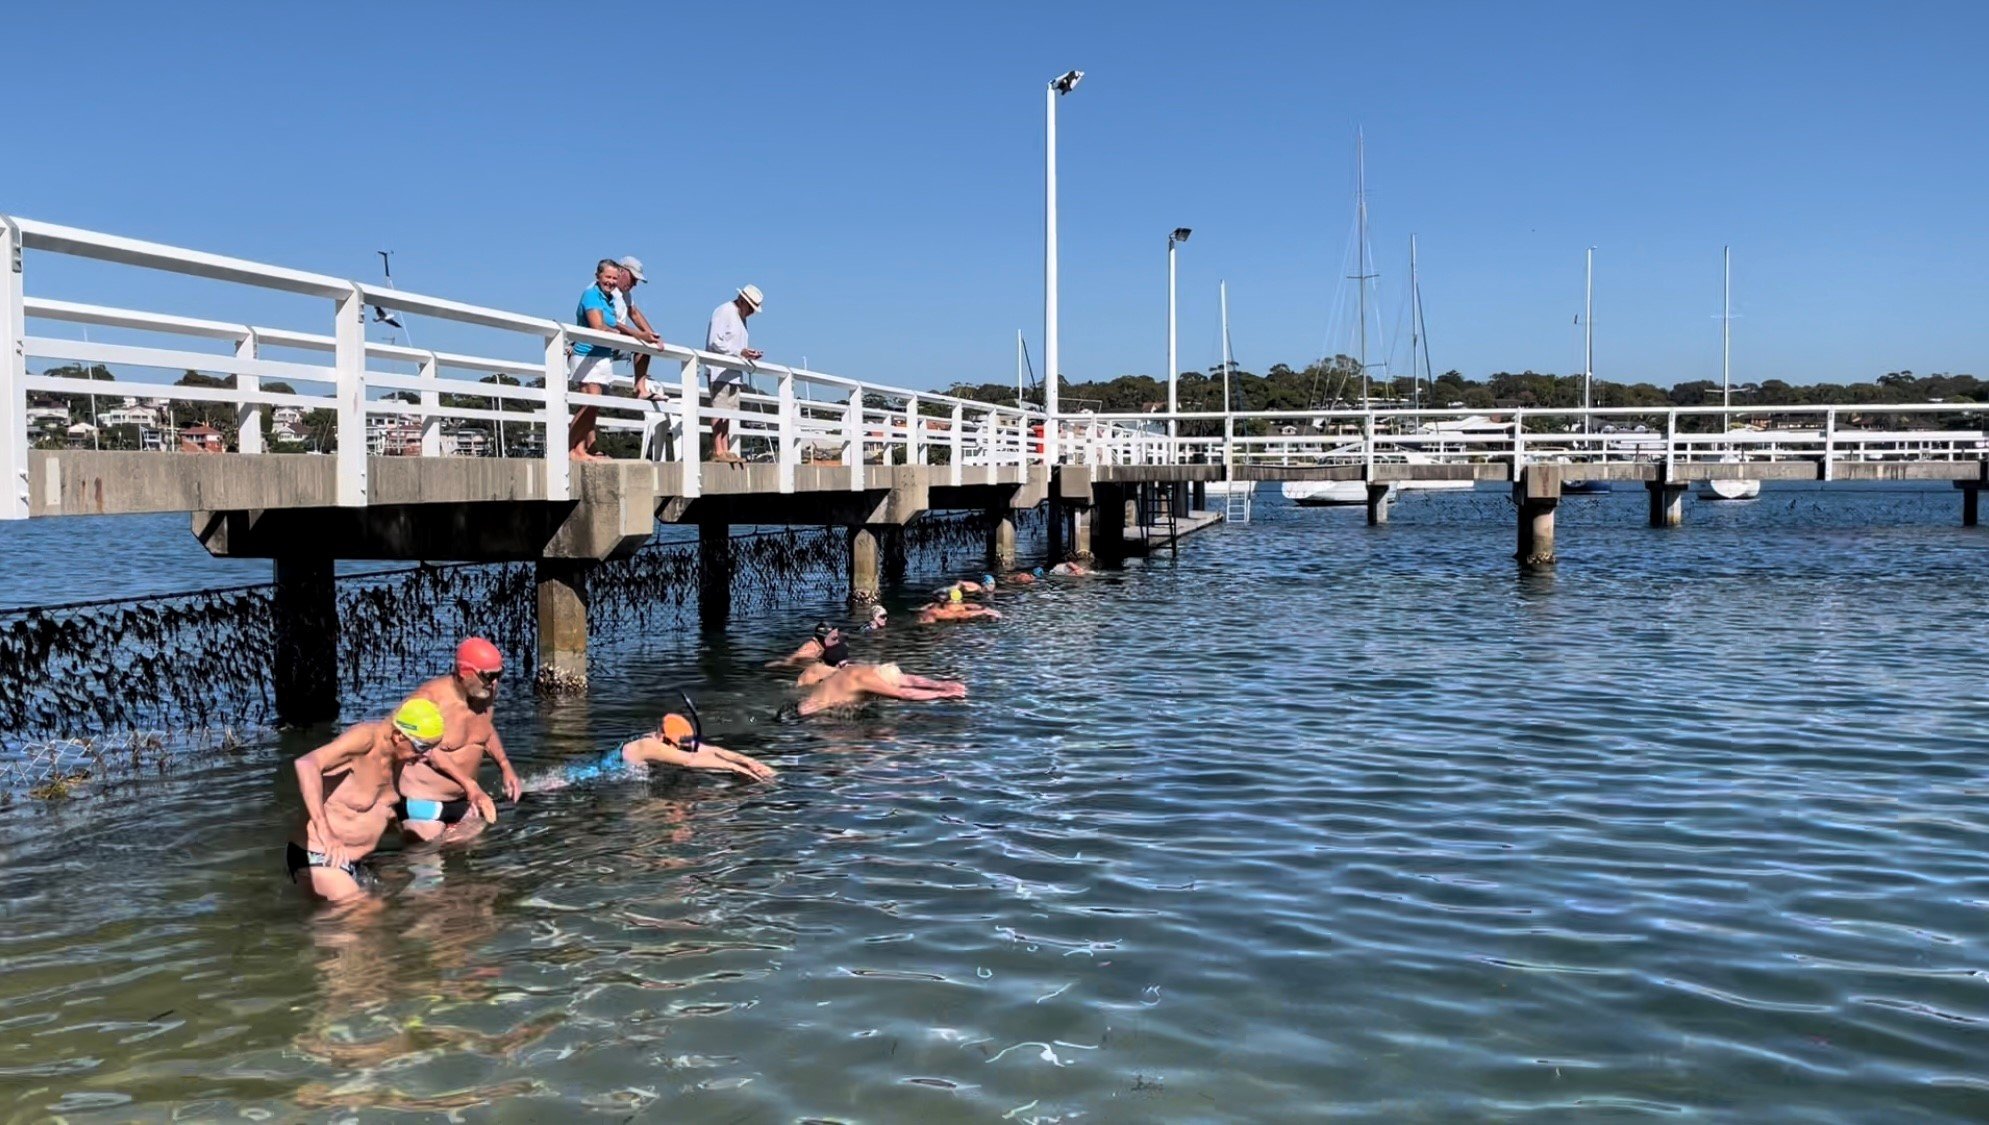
[627,736,777,781]
[484,728,522,803]
[868,682,966,702]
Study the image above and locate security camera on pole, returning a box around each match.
[1044,68,1082,466]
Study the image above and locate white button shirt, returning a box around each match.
[705,300,750,387]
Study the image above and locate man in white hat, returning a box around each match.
[704,284,764,461]
[615,256,664,400]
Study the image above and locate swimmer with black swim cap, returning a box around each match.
[551,695,776,786]
[767,620,836,669]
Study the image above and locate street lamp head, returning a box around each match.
[1171,228,1193,245]
[1052,70,1084,94]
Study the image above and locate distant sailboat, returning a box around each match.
[1205,280,1254,501]
[1397,234,1473,493]
[1696,246,1761,502]
[1563,246,1611,495]
[1285,133,1396,508]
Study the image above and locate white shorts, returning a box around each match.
[568,352,621,389]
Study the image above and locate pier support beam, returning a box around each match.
[1647,479,1687,528]
[1514,468,1561,568]
[272,557,340,726]
[878,525,907,585]
[697,521,732,629]
[987,512,1017,571]
[848,526,882,606]
[1959,481,1981,527]
[1047,493,1066,563]
[1366,483,1393,526]
[1190,481,1207,511]
[534,559,591,694]
[1092,484,1127,568]
[1070,508,1093,561]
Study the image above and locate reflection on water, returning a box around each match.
[3,484,1989,1120]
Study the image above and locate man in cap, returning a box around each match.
[396,637,517,843]
[287,698,491,904]
[552,711,777,787]
[789,637,967,718]
[616,256,666,402]
[704,284,765,461]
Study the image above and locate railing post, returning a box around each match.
[777,368,797,493]
[845,386,864,491]
[949,403,964,486]
[1362,411,1376,480]
[0,217,26,519]
[1664,410,1677,476]
[418,351,442,458]
[679,358,701,498]
[542,329,571,501]
[333,285,368,507]
[235,329,264,455]
[907,394,923,467]
[1224,413,1235,477]
[1823,408,1836,482]
[1512,408,1526,475]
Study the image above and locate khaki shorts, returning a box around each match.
[710,380,742,415]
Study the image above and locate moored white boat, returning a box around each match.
[1697,477,1761,501]
[1283,480,1391,506]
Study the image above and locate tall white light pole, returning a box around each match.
[1044,69,1082,465]
[1166,227,1191,453]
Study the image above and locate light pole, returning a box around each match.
[1044,68,1082,465]
[1166,227,1191,453]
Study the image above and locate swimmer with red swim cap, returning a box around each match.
[396,637,517,843]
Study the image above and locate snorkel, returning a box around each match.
[672,690,704,753]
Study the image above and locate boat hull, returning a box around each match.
[1283,480,1388,506]
[1696,478,1761,501]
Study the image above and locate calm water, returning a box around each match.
[3,484,1989,1122]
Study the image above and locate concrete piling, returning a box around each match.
[848,526,881,606]
[534,558,590,693]
[1647,479,1686,528]
[272,556,340,726]
[697,521,732,629]
[1092,484,1127,568]
[878,525,907,585]
[1960,481,1981,528]
[1514,467,1561,567]
[987,512,1017,571]
[1366,483,1393,526]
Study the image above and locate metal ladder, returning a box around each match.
[1223,481,1253,524]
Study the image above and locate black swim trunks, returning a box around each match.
[284,841,380,892]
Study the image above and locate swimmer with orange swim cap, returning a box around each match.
[555,697,776,785]
[397,637,517,844]
[287,699,468,905]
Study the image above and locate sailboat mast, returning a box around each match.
[1410,235,1421,411]
[1721,245,1732,414]
[1220,281,1232,416]
[1016,329,1025,409]
[1356,132,1370,405]
[1583,246,1595,428]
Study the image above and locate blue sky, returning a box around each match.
[5,1,1984,392]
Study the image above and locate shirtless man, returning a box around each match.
[287,699,493,904]
[791,634,966,716]
[766,621,834,669]
[1005,567,1046,585]
[395,637,517,843]
[1050,560,1091,576]
[555,711,777,786]
[915,587,1003,625]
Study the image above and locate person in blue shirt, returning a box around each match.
[568,259,646,460]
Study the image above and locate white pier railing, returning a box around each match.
[4,215,1984,522]
[0,216,1055,520]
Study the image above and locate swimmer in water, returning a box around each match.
[862,603,888,632]
[396,637,515,844]
[916,586,1003,624]
[545,704,776,788]
[766,621,835,669]
[288,699,487,904]
[1049,560,1091,576]
[789,637,967,718]
[935,574,993,599]
[1004,566,1047,585]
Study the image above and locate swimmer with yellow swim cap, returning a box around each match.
[916,585,1004,625]
[553,696,776,785]
[287,698,493,906]
[397,636,518,844]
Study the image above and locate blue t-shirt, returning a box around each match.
[573,284,622,358]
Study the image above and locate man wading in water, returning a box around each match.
[288,699,492,905]
[396,637,518,843]
[790,630,967,717]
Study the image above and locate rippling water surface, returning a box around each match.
[3,484,1989,1122]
